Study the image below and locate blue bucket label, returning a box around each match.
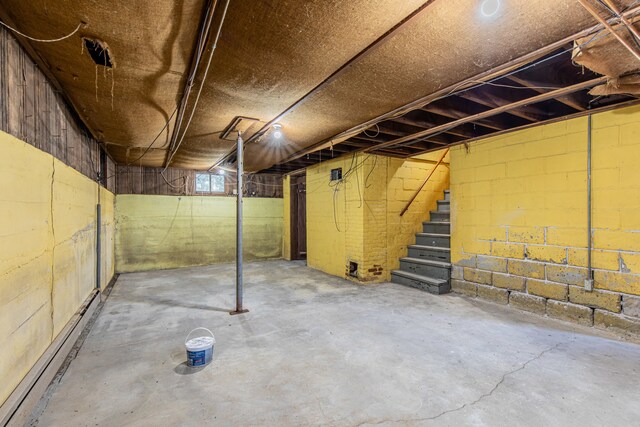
[187,350,207,367]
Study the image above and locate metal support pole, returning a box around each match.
[585,113,594,291]
[96,182,102,290]
[230,131,249,315]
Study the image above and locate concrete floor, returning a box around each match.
[34,260,640,426]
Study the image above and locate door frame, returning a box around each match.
[290,173,306,260]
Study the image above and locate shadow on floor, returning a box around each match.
[125,294,231,313]
[173,362,207,375]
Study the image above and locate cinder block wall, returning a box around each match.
[115,195,283,273]
[0,131,115,406]
[450,104,640,337]
[305,150,449,282]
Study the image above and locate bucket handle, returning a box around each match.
[185,327,215,345]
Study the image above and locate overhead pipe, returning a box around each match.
[599,0,640,42]
[163,0,218,166]
[166,0,232,170]
[230,131,248,315]
[576,0,640,63]
[272,3,640,167]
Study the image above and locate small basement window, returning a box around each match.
[331,167,342,181]
[195,173,225,194]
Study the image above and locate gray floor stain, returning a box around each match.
[34,260,640,426]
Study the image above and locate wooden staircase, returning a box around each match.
[391,190,451,294]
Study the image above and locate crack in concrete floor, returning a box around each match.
[32,261,640,426]
[355,342,565,427]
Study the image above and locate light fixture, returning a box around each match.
[218,169,225,175]
[272,123,282,139]
[480,0,500,17]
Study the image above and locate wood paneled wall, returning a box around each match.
[115,165,283,198]
[0,27,279,198]
[0,27,115,192]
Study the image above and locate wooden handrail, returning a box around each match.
[400,148,449,217]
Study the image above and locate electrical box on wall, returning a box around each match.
[331,168,342,181]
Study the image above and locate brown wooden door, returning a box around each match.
[291,174,307,260]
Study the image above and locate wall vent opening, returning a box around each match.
[349,261,358,278]
[83,38,113,68]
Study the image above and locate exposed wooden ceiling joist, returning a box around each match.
[371,76,609,152]
[504,75,587,111]
[272,2,640,169]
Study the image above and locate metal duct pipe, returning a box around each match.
[164,0,231,168]
[230,131,249,315]
[164,0,218,166]
[585,113,594,292]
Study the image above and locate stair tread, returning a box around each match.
[400,257,451,268]
[416,232,451,237]
[391,270,448,285]
[408,245,450,252]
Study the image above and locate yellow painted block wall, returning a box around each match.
[451,104,640,328]
[305,150,449,282]
[381,152,450,278]
[115,195,283,273]
[0,131,115,405]
[306,157,351,278]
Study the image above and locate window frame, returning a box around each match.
[195,172,227,195]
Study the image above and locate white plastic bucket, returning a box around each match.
[185,327,215,367]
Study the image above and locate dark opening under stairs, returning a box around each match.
[391,190,451,294]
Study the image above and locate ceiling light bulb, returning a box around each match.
[480,0,500,17]
[219,169,225,175]
[272,123,283,139]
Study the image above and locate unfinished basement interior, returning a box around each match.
[2,1,640,425]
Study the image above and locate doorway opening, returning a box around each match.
[290,173,307,260]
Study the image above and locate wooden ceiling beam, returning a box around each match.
[371,150,411,159]
[367,77,607,151]
[420,104,506,131]
[374,126,405,137]
[505,75,586,111]
[268,4,640,169]
[344,138,419,156]
[343,139,374,148]
[388,116,474,139]
[352,135,391,144]
[240,0,438,148]
[577,0,640,62]
[457,91,544,122]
